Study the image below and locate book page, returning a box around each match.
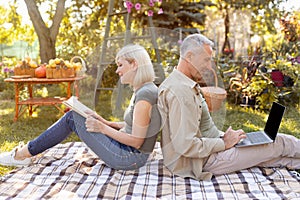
[63,96,94,118]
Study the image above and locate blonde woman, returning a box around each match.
[0,44,161,170]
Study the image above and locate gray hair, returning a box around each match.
[116,44,155,87]
[180,34,214,58]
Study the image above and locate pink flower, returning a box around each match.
[126,1,134,9]
[149,0,154,7]
[3,67,9,73]
[158,8,163,14]
[135,3,141,10]
[148,10,154,16]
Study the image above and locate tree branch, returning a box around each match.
[50,0,66,40]
[24,0,48,34]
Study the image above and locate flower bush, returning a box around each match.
[125,0,163,16]
[0,61,14,78]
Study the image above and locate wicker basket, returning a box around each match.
[200,68,227,112]
[46,68,53,79]
[61,67,75,78]
[52,68,62,79]
[14,67,35,77]
[70,56,86,77]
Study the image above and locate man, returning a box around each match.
[158,33,300,180]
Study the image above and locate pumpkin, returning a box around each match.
[35,64,47,78]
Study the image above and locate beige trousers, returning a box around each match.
[203,133,300,175]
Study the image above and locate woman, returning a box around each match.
[0,44,161,170]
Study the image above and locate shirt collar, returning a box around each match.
[173,69,198,89]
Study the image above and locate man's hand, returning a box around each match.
[223,126,246,149]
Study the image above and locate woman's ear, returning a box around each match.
[132,60,138,71]
[132,65,138,71]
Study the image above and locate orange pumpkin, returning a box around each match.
[35,64,47,78]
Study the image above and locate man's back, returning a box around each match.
[158,69,224,180]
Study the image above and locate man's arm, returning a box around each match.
[159,89,225,158]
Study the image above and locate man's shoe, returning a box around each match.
[0,144,32,167]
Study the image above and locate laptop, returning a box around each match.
[235,102,286,147]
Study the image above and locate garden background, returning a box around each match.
[0,0,299,176]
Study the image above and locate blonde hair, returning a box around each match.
[116,44,155,87]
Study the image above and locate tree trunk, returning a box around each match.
[24,0,66,63]
[38,31,56,64]
[222,7,231,53]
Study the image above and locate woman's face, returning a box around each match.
[115,57,137,85]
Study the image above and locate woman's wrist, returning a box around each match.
[113,122,124,130]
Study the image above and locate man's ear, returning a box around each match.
[185,51,193,62]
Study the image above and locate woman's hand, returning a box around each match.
[85,114,106,133]
[84,111,124,130]
[84,110,105,122]
[222,126,246,149]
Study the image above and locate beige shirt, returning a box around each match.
[158,69,225,180]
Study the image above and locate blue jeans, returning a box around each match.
[28,111,150,170]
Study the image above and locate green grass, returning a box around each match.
[0,99,80,175]
[0,97,299,176]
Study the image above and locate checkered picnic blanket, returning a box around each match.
[0,142,299,199]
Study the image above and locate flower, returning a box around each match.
[3,67,9,73]
[148,10,153,16]
[126,1,134,9]
[135,3,141,10]
[296,56,300,64]
[2,66,14,78]
[149,1,154,7]
[158,8,163,14]
[126,1,134,13]
[125,0,163,16]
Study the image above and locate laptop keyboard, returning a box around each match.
[247,132,269,143]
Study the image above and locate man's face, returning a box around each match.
[189,44,213,82]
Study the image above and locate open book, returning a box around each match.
[63,96,94,118]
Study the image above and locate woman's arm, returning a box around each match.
[86,111,125,130]
[85,100,152,149]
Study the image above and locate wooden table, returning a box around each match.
[5,76,85,121]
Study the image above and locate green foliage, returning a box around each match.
[0,3,36,46]
[219,10,300,110]
[150,0,214,29]
[214,0,287,35]
[56,0,110,59]
[218,52,293,110]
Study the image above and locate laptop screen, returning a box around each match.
[264,102,286,140]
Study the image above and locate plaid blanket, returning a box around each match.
[0,142,299,199]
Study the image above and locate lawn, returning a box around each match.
[0,97,299,176]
